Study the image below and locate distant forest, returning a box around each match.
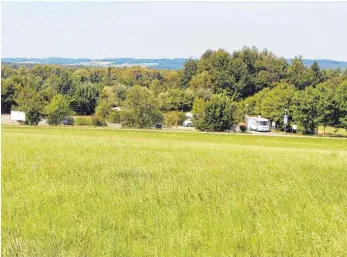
[2,47,347,134]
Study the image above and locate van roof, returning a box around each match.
[257,118,269,121]
[247,116,269,121]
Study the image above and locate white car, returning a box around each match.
[183,119,193,127]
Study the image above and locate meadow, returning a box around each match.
[2,126,347,256]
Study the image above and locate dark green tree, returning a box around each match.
[287,56,313,90]
[311,61,323,86]
[336,80,347,129]
[1,78,20,113]
[71,82,99,115]
[180,59,198,88]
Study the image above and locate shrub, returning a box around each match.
[91,115,105,126]
[24,110,45,125]
[74,117,92,126]
[106,111,121,123]
[164,111,180,128]
[196,94,234,131]
[239,122,247,132]
[74,116,104,126]
[121,108,163,129]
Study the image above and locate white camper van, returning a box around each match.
[246,116,270,132]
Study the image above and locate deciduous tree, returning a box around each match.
[121,85,163,128]
[45,94,73,125]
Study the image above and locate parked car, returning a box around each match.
[183,119,193,127]
[154,123,163,129]
[62,116,74,126]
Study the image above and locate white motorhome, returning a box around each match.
[246,116,270,132]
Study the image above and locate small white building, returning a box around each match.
[246,115,270,132]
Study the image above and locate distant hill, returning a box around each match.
[1,57,188,70]
[286,59,347,70]
[2,57,347,70]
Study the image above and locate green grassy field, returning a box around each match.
[2,126,347,256]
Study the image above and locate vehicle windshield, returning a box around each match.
[258,121,269,126]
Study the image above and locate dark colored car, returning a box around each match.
[154,123,162,129]
[62,117,74,126]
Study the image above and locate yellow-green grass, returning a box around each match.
[2,126,347,256]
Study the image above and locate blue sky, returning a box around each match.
[2,1,347,60]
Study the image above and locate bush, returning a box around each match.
[239,122,247,132]
[121,108,163,129]
[91,115,105,126]
[74,117,92,126]
[74,116,104,126]
[106,111,121,123]
[164,111,180,128]
[24,110,44,125]
[196,94,234,131]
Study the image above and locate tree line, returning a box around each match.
[2,46,347,134]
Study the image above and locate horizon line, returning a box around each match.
[2,56,347,62]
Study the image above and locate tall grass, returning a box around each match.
[2,126,347,256]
